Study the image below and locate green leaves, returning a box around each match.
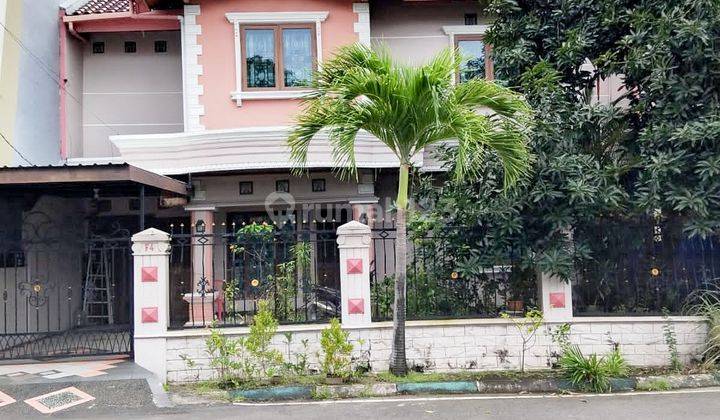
[559,345,628,393]
[288,43,532,189]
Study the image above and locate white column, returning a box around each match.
[336,221,372,327]
[538,271,573,321]
[132,228,171,383]
[353,3,371,46]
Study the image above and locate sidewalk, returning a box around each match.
[0,356,171,417]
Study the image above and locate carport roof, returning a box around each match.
[0,163,188,196]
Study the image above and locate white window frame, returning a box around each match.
[226,11,329,106]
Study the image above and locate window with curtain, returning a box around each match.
[243,24,315,90]
[455,36,493,82]
[246,29,276,88]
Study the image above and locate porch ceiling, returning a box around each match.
[0,163,188,196]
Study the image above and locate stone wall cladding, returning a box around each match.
[165,317,708,383]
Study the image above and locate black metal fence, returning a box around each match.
[167,216,720,329]
[572,218,720,315]
[168,224,342,328]
[369,225,532,321]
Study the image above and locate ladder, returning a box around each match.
[82,245,114,325]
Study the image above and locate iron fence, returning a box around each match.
[369,225,533,321]
[572,218,720,315]
[168,224,342,328]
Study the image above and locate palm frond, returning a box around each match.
[288,43,533,188]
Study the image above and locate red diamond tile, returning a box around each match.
[347,258,363,274]
[348,298,364,314]
[141,266,158,282]
[141,307,158,323]
[549,292,566,309]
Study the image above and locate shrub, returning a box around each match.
[559,345,628,393]
[205,300,284,384]
[662,308,683,371]
[319,318,354,378]
[502,309,544,372]
[684,288,720,368]
[245,300,284,378]
[604,348,629,377]
[205,325,241,385]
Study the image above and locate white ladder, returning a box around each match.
[82,246,114,325]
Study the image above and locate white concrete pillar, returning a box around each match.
[350,198,379,225]
[189,206,216,292]
[132,228,171,383]
[336,221,372,327]
[538,271,573,321]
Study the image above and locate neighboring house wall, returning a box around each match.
[193,0,360,129]
[0,0,62,166]
[370,0,487,66]
[80,31,182,158]
[165,317,707,382]
[65,34,84,158]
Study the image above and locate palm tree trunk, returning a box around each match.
[390,163,409,376]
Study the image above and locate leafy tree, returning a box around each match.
[288,44,532,375]
[418,0,720,304]
[488,0,720,237]
[415,62,631,281]
[606,0,720,236]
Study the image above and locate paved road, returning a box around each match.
[61,388,720,420]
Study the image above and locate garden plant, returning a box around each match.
[289,44,532,375]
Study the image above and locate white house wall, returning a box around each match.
[81,31,183,158]
[165,317,708,382]
[371,0,488,66]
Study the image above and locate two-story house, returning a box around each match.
[0,0,629,361]
[56,0,498,234]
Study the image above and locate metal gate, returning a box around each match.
[0,215,133,360]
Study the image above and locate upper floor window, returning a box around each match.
[242,24,315,90]
[455,35,493,82]
[124,41,137,53]
[92,42,105,54]
[154,40,168,53]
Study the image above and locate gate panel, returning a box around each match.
[0,214,133,360]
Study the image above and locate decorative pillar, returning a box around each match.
[189,206,215,289]
[132,228,171,383]
[336,221,372,327]
[538,271,573,321]
[349,198,378,225]
[185,206,221,326]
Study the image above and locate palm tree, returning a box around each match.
[288,45,532,376]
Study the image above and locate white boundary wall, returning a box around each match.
[164,316,707,383]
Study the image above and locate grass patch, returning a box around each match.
[637,379,672,391]
[310,387,331,400]
[374,369,559,384]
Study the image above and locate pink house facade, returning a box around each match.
[60,0,397,235]
[58,0,625,230]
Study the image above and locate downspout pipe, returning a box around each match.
[67,22,88,43]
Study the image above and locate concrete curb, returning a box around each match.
[226,373,720,401]
[228,385,313,401]
[397,381,477,394]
